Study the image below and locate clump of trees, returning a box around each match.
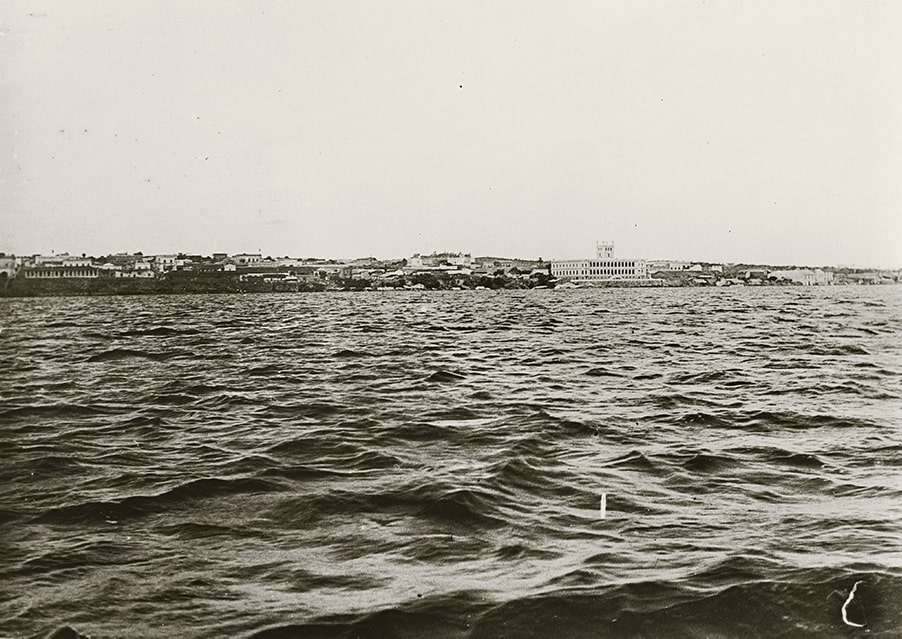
[328,269,555,291]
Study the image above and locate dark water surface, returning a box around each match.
[2,287,901,638]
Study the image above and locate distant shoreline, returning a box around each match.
[1,276,895,298]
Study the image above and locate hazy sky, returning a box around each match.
[2,1,900,266]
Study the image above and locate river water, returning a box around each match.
[2,286,901,638]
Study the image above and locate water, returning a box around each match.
[2,287,901,638]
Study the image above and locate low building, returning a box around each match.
[770,268,834,285]
[98,253,144,268]
[274,257,304,267]
[408,252,473,268]
[232,253,263,265]
[22,266,100,278]
[31,253,70,266]
[476,257,546,274]
[646,260,690,272]
[61,256,93,268]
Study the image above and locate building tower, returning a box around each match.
[596,242,614,260]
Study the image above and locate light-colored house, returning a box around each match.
[153,255,181,272]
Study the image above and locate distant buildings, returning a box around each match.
[646,260,691,272]
[408,252,474,269]
[232,253,263,265]
[0,247,898,292]
[19,253,100,279]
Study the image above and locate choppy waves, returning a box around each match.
[1,287,901,638]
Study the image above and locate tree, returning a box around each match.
[411,272,440,289]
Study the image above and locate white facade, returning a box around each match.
[0,256,19,278]
[445,253,473,267]
[23,267,99,278]
[154,255,182,272]
[30,254,92,268]
[552,258,649,281]
[232,253,263,265]
[646,260,691,272]
[61,256,92,267]
[551,242,649,281]
[408,252,473,268]
[771,268,834,285]
[33,253,69,266]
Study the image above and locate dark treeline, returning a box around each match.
[0,269,557,297]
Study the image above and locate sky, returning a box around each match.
[1,1,901,267]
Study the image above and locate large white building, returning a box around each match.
[770,268,834,285]
[551,242,649,282]
[408,252,474,268]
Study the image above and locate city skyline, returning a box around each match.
[2,243,898,271]
[2,1,901,268]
